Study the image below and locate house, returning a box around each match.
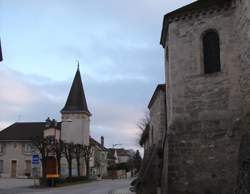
[0,67,108,178]
[138,84,166,194]
[108,148,134,164]
[107,148,136,179]
[0,122,45,178]
[89,137,108,177]
[159,0,250,193]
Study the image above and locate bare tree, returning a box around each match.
[83,145,93,179]
[31,136,50,184]
[74,144,84,177]
[62,142,74,179]
[54,139,63,176]
[137,111,151,147]
[137,111,150,132]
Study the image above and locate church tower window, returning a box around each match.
[203,30,221,74]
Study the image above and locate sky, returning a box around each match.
[0,0,195,150]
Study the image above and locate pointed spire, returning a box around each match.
[76,60,79,70]
[61,66,91,116]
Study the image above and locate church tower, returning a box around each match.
[61,67,91,145]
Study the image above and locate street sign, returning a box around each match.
[32,155,40,165]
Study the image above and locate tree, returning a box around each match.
[31,136,50,184]
[137,111,150,132]
[83,145,92,179]
[133,150,142,173]
[62,142,75,179]
[137,112,151,147]
[74,144,84,177]
[54,139,63,176]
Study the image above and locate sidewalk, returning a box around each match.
[111,187,134,194]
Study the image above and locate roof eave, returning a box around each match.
[61,110,92,116]
[148,84,166,109]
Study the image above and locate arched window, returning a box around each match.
[203,30,221,74]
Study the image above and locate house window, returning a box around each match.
[24,143,32,153]
[203,30,221,74]
[0,160,3,173]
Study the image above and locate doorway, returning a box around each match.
[11,160,17,178]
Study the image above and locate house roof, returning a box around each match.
[0,122,104,152]
[108,148,133,157]
[148,84,166,109]
[61,68,91,116]
[160,0,232,47]
[0,122,45,141]
[90,137,107,151]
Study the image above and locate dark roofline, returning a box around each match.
[160,0,232,47]
[148,84,166,109]
[61,68,91,116]
[61,110,92,116]
[90,137,107,151]
[0,122,61,141]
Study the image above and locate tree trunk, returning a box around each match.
[68,158,72,179]
[85,159,89,179]
[76,157,81,177]
[57,157,61,176]
[41,157,47,185]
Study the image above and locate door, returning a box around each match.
[46,157,57,175]
[11,160,17,178]
[25,160,31,177]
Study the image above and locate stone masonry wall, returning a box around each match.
[149,88,166,147]
[234,0,250,193]
[162,1,250,193]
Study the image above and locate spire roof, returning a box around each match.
[61,68,91,116]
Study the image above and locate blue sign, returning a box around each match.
[32,155,40,165]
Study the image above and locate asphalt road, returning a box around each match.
[0,178,133,194]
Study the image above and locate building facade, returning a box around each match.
[0,123,44,178]
[160,0,250,194]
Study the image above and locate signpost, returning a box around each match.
[32,154,40,187]
[32,155,40,165]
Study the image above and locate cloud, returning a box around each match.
[0,0,196,151]
[0,66,65,123]
[0,66,153,150]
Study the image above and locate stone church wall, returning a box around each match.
[149,88,166,147]
[162,1,250,193]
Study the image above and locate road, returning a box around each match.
[0,178,133,194]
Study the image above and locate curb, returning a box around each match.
[111,188,134,194]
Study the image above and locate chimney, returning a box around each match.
[101,136,104,147]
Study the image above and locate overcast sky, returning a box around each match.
[0,0,195,150]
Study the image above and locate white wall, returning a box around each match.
[61,113,90,145]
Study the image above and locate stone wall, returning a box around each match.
[149,87,166,147]
[161,1,250,193]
